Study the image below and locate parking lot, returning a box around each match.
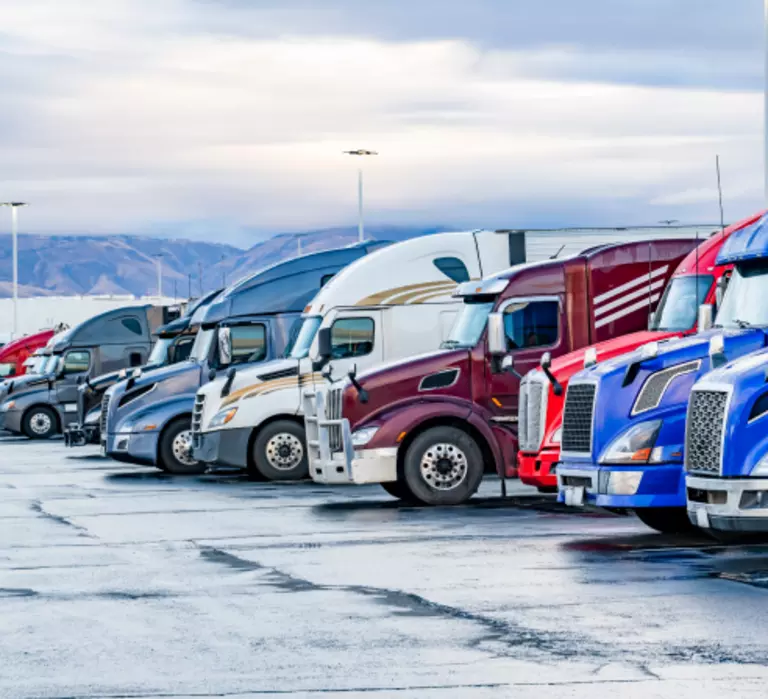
[1,436,768,698]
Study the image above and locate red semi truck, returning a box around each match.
[0,330,55,380]
[307,238,697,505]
[515,214,762,493]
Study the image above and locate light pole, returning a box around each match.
[154,254,163,299]
[343,149,378,242]
[1,202,28,340]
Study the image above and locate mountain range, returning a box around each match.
[0,226,442,298]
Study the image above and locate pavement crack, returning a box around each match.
[30,501,92,536]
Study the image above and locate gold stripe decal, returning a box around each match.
[221,373,323,408]
[355,281,457,307]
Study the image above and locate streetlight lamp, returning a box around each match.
[1,202,28,340]
[343,149,378,242]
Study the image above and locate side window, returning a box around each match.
[434,257,470,283]
[230,325,267,365]
[62,350,91,375]
[122,318,143,335]
[330,317,375,359]
[321,273,336,287]
[173,337,194,362]
[502,301,559,350]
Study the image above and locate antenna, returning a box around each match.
[549,244,566,260]
[716,154,726,238]
[695,229,700,308]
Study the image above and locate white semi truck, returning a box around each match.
[190,230,522,480]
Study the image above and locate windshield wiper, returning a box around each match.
[732,318,755,329]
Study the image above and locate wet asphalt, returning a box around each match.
[1,436,768,698]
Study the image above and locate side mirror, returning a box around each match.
[715,275,729,309]
[540,352,552,370]
[697,304,714,332]
[218,327,232,367]
[709,334,727,369]
[317,327,332,360]
[501,355,522,379]
[647,310,656,331]
[487,313,506,356]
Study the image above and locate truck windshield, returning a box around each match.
[40,356,56,374]
[715,262,768,328]
[189,329,215,363]
[441,301,495,349]
[289,317,322,359]
[148,337,174,366]
[651,275,713,331]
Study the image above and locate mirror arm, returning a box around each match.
[348,371,369,404]
[220,366,237,398]
[542,366,563,396]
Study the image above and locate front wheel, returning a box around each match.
[23,406,58,440]
[380,480,417,502]
[251,420,308,481]
[158,418,205,475]
[402,426,484,506]
[634,507,696,534]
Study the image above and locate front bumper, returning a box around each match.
[557,461,686,509]
[105,430,159,466]
[64,423,100,447]
[311,447,398,485]
[518,448,559,489]
[686,474,768,532]
[1,409,22,434]
[192,428,250,469]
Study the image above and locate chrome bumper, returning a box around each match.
[304,388,397,485]
[686,474,768,532]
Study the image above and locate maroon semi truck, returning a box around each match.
[306,238,698,505]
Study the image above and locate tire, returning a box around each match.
[380,480,417,502]
[158,418,205,475]
[22,406,58,440]
[402,426,484,506]
[251,420,308,481]
[634,507,696,534]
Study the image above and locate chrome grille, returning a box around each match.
[100,394,110,435]
[192,394,206,435]
[518,378,529,450]
[685,389,728,475]
[518,375,547,452]
[561,383,596,454]
[326,387,343,453]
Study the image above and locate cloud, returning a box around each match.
[0,0,763,243]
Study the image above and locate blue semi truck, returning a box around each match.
[684,214,768,537]
[102,241,386,474]
[556,211,768,533]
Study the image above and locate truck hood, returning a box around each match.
[346,349,471,428]
[571,328,768,460]
[201,358,306,409]
[549,330,682,382]
[2,384,51,407]
[87,359,169,393]
[4,373,55,397]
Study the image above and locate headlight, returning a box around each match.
[2,401,15,412]
[600,420,662,464]
[209,407,238,428]
[351,426,379,447]
[84,407,101,425]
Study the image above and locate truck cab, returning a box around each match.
[557,211,768,533]
[193,230,521,481]
[103,242,385,474]
[0,329,55,381]
[0,305,178,439]
[306,238,696,506]
[63,291,219,448]
[517,219,754,492]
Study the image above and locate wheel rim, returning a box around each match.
[29,412,52,436]
[265,433,304,471]
[171,430,197,467]
[420,442,468,491]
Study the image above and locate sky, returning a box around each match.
[0,0,764,245]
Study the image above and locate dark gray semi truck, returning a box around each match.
[0,304,180,439]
